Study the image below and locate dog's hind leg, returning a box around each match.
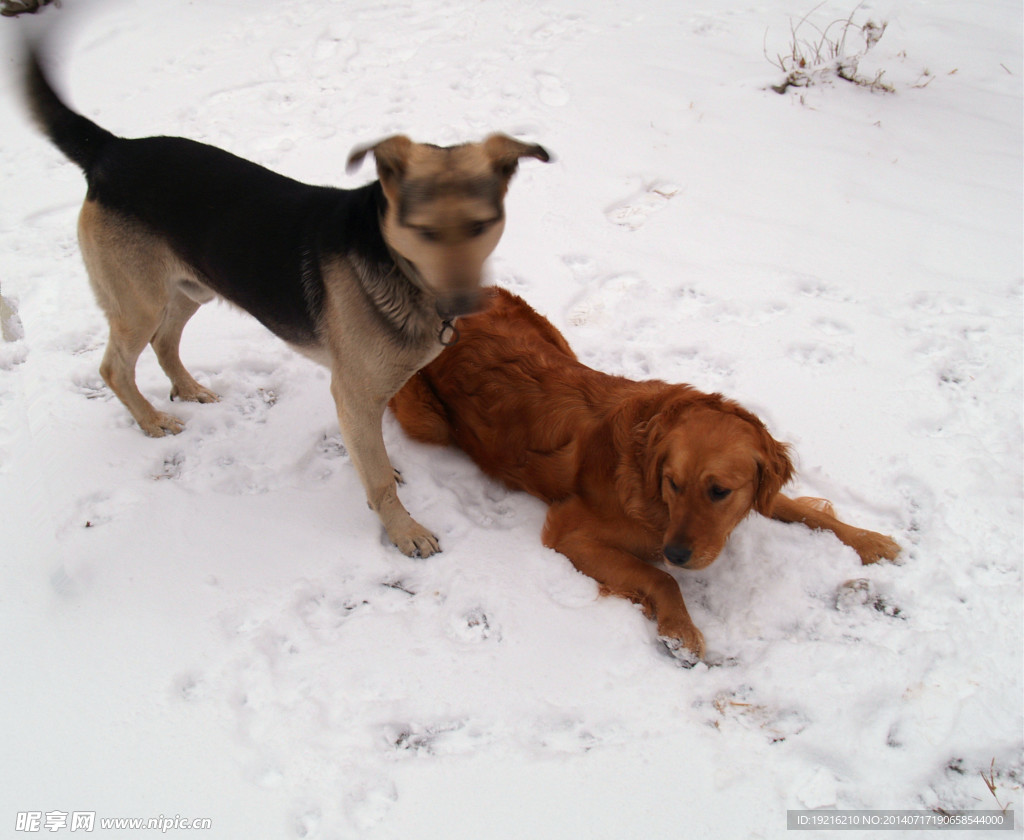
[151,288,219,404]
[99,316,186,437]
[388,371,453,446]
[79,200,186,437]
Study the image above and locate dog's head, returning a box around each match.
[641,394,793,570]
[348,134,550,320]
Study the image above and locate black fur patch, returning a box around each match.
[87,135,390,346]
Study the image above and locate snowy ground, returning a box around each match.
[0,0,1021,837]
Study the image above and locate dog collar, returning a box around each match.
[438,319,460,346]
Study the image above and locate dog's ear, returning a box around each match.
[346,135,413,184]
[633,414,668,500]
[753,432,794,516]
[482,133,552,181]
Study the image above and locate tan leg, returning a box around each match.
[330,372,440,557]
[151,290,218,403]
[99,317,185,437]
[771,494,901,564]
[79,201,187,437]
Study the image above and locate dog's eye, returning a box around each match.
[664,475,680,494]
[708,484,732,502]
[466,219,497,238]
[417,228,442,242]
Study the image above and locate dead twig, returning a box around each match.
[981,759,1010,814]
[766,3,893,94]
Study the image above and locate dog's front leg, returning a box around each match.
[770,494,900,564]
[543,499,705,662]
[330,374,440,558]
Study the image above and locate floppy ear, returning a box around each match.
[482,133,552,181]
[753,432,794,515]
[346,134,413,184]
[635,414,668,501]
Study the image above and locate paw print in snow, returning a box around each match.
[605,182,681,230]
[534,71,570,106]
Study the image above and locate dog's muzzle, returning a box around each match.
[436,290,483,320]
[663,543,693,568]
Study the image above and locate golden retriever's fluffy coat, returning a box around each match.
[391,288,900,660]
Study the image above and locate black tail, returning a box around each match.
[23,43,117,174]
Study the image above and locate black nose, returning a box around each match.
[663,544,693,568]
[436,291,482,320]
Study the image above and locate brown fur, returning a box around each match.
[391,288,901,660]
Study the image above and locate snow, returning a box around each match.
[0,0,1021,837]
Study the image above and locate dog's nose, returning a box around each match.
[663,543,693,568]
[436,291,482,320]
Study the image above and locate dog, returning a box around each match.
[390,288,901,660]
[22,45,549,557]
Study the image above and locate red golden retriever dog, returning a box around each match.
[390,288,900,662]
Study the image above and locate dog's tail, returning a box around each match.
[23,43,116,175]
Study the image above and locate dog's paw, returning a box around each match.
[390,521,441,559]
[659,635,703,668]
[170,382,220,403]
[851,530,901,564]
[656,618,706,664]
[140,411,186,437]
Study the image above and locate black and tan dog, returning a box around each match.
[22,45,549,557]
